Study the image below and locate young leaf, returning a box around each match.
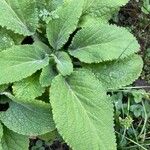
[82,0,128,22]
[69,23,140,63]
[46,0,84,50]
[53,52,73,76]
[40,59,57,87]
[0,99,55,136]
[13,73,45,100]
[0,45,49,85]
[1,126,29,150]
[50,70,116,150]
[85,55,143,90]
[0,0,38,35]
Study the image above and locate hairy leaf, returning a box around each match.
[0,27,24,49]
[0,28,14,51]
[38,130,58,142]
[0,0,38,35]
[1,126,29,150]
[50,70,116,150]
[36,0,51,9]
[36,0,63,11]
[53,52,73,76]
[52,0,63,9]
[47,0,84,50]
[85,55,143,89]
[0,45,49,85]
[0,99,55,136]
[33,40,52,55]
[0,124,3,139]
[83,0,128,22]
[69,23,139,63]
[0,123,3,150]
[40,59,57,87]
[13,73,45,100]
[0,85,8,93]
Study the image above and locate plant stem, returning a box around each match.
[138,101,148,138]
[116,131,148,150]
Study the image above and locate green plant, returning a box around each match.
[143,48,150,82]
[141,0,150,15]
[0,0,143,150]
[113,89,150,150]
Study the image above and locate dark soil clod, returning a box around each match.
[0,102,9,111]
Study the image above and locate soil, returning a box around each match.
[29,139,69,150]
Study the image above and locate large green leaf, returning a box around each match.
[85,55,143,90]
[0,0,38,35]
[40,59,57,87]
[50,70,116,150]
[69,23,140,63]
[0,45,49,85]
[1,126,29,150]
[0,98,55,136]
[46,0,84,50]
[82,0,128,22]
[53,52,73,76]
[13,73,45,100]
